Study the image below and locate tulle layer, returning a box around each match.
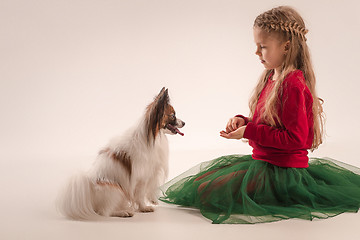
[160,155,360,224]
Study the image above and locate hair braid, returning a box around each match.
[255,8,309,41]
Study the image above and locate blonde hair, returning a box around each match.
[250,6,324,150]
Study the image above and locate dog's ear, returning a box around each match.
[159,88,169,104]
[155,87,168,101]
[159,87,166,96]
[146,88,170,144]
[154,87,169,109]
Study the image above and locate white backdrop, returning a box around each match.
[1,0,360,160]
[1,0,360,239]
[1,0,360,162]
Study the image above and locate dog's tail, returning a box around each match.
[57,173,101,220]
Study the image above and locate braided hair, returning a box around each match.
[249,6,324,150]
[254,7,309,41]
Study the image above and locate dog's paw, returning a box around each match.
[111,210,134,218]
[139,206,155,213]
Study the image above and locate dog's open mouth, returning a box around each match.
[166,124,184,136]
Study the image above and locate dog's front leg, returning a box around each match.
[145,179,161,205]
[134,180,154,212]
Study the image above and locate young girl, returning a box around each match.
[160,6,360,224]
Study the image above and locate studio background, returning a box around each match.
[1,0,359,239]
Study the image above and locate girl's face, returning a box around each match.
[253,27,289,72]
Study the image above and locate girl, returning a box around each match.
[160,6,360,224]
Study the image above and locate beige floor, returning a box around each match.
[1,145,359,240]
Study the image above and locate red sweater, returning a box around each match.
[241,70,314,168]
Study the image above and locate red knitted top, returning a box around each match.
[241,70,314,168]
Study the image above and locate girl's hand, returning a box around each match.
[220,126,246,140]
[226,117,245,133]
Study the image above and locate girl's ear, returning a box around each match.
[284,41,290,53]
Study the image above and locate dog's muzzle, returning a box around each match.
[166,120,185,136]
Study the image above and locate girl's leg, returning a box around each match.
[194,170,218,182]
[198,170,247,193]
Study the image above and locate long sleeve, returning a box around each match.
[244,77,313,150]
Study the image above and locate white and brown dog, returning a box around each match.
[57,88,185,220]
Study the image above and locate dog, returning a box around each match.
[57,87,185,220]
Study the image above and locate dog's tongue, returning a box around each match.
[167,123,184,136]
[176,128,184,136]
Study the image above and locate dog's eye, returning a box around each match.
[169,114,176,120]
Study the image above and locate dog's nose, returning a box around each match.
[182,121,185,127]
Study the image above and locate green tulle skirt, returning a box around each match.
[160,155,360,224]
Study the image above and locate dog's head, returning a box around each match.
[145,87,185,144]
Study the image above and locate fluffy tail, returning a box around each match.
[57,173,100,220]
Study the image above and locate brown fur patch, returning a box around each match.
[99,148,132,177]
[96,180,123,189]
[162,105,176,127]
[112,151,132,177]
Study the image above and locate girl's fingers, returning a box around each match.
[226,119,234,132]
[226,117,244,133]
[220,131,230,138]
[232,120,238,131]
[220,130,235,139]
[226,126,232,133]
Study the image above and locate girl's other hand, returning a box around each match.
[220,126,246,140]
[226,117,245,133]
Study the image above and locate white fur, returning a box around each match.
[57,117,178,220]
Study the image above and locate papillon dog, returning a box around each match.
[57,88,185,220]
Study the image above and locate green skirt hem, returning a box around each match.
[160,155,360,224]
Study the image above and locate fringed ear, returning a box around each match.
[155,87,167,101]
[146,87,170,144]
